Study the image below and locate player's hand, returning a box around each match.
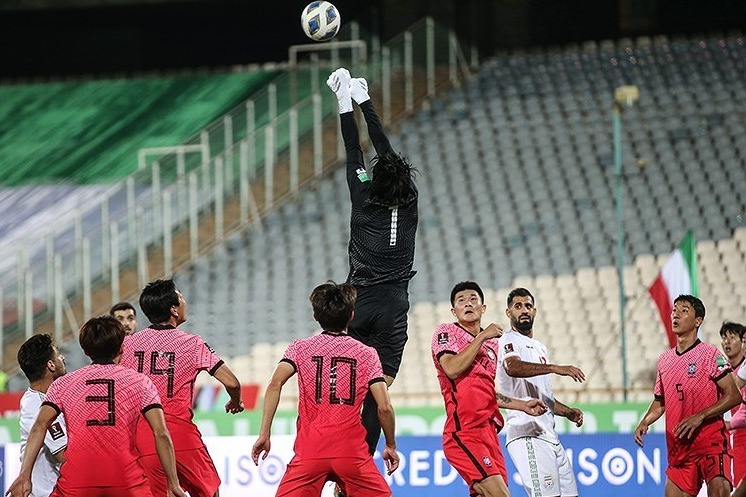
[674,413,705,440]
[557,365,585,383]
[251,434,271,465]
[382,445,400,475]
[326,67,351,94]
[5,476,31,497]
[350,77,370,104]
[566,407,584,427]
[225,399,245,414]
[523,398,548,417]
[166,483,188,497]
[633,422,648,447]
[481,323,503,340]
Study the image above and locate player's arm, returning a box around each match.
[496,392,547,416]
[438,324,502,379]
[554,399,583,427]
[370,380,400,475]
[252,361,295,465]
[503,356,585,383]
[143,407,187,497]
[6,405,58,497]
[211,363,244,414]
[634,398,665,447]
[674,371,741,440]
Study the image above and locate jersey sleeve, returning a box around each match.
[739,361,746,382]
[44,414,67,454]
[359,100,394,157]
[195,337,223,374]
[653,359,664,401]
[44,378,64,414]
[342,112,369,206]
[432,324,461,360]
[711,350,732,382]
[139,375,162,413]
[497,335,521,368]
[362,346,385,386]
[281,340,300,372]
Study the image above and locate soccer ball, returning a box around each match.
[301,1,341,42]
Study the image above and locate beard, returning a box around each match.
[514,317,533,332]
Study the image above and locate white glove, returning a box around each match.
[350,77,370,104]
[326,68,352,114]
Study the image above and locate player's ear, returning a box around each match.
[451,307,456,316]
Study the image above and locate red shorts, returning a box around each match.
[667,451,733,495]
[139,445,221,497]
[732,431,746,485]
[443,425,507,495]
[51,481,153,497]
[276,456,390,497]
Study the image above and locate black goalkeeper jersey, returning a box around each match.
[342,101,418,287]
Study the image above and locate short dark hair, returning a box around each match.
[720,321,746,339]
[109,301,136,316]
[310,281,357,332]
[140,279,179,324]
[79,315,125,359]
[507,288,535,307]
[674,294,706,320]
[369,152,417,206]
[450,281,484,307]
[17,334,55,383]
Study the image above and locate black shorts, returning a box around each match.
[348,281,410,378]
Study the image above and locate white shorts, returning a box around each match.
[506,436,578,497]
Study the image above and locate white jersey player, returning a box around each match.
[17,334,68,497]
[497,288,585,497]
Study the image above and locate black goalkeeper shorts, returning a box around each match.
[347,281,410,378]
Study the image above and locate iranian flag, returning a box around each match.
[648,231,698,347]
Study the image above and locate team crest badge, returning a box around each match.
[482,456,492,467]
[438,332,449,345]
[687,363,697,375]
[504,343,514,353]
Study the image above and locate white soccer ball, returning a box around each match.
[301,1,341,42]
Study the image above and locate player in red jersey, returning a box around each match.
[251,281,399,497]
[719,322,746,492]
[6,316,185,497]
[634,295,741,497]
[120,279,244,497]
[432,281,548,497]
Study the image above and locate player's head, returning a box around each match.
[109,301,137,335]
[672,294,705,334]
[17,334,66,383]
[506,287,536,334]
[450,281,486,325]
[139,279,187,325]
[369,152,416,206]
[719,321,746,360]
[79,315,126,360]
[310,281,357,332]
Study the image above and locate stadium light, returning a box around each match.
[613,85,639,403]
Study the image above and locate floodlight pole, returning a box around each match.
[613,85,639,403]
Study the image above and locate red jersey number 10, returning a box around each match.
[311,356,357,406]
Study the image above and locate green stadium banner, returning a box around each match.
[0,402,663,442]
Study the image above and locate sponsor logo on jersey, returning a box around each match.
[504,343,514,353]
[482,456,492,467]
[356,167,370,182]
[49,422,65,440]
[543,475,554,488]
[437,332,449,345]
[687,363,697,376]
